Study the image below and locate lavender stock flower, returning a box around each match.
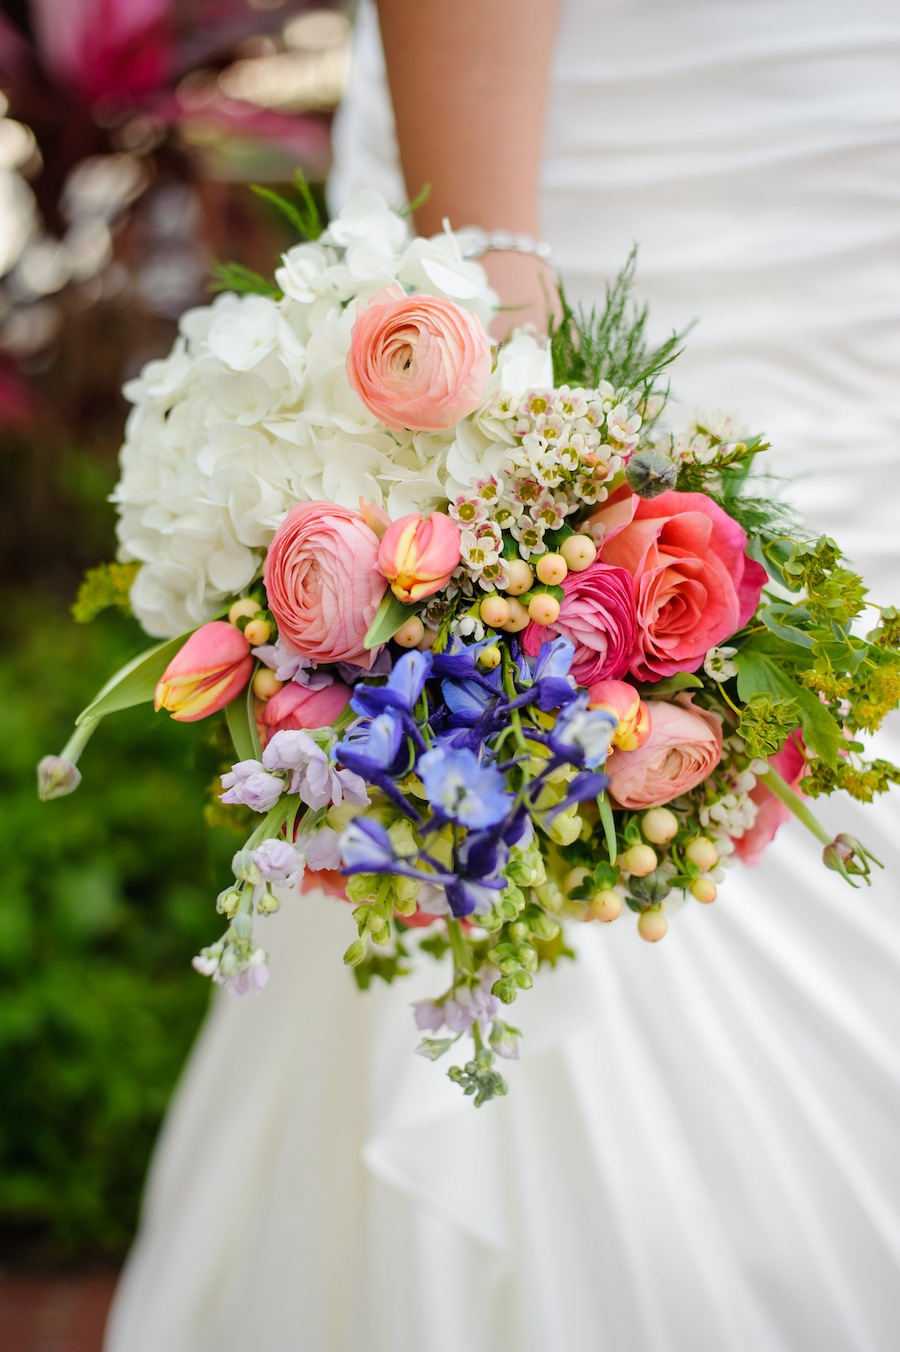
[220,760,285,812]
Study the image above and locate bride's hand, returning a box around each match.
[481,251,561,343]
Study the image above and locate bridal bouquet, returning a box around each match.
[40,183,900,1105]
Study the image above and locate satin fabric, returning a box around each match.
[107,3,900,1348]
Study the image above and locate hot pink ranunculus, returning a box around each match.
[259,679,353,744]
[605,696,724,809]
[154,620,252,722]
[591,486,767,683]
[732,732,807,865]
[346,288,492,432]
[264,502,387,670]
[378,511,462,603]
[521,561,638,685]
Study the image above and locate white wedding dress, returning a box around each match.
[106,3,900,1349]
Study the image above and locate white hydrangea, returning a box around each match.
[114,192,510,637]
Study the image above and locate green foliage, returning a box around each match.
[250,170,323,240]
[550,248,688,399]
[0,597,234,1260]
[72,562,140,624]
[209,262,282,299]
[736,693,801,760]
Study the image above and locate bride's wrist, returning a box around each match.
[478,249,561,342]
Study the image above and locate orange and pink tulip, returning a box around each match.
[155,621,253,722]
[377,511,462,604]
[587,678,651,751]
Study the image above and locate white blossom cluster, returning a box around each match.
[663,411,749,467]
[448,383,644,587]
[692,734,760,844]
[113,191,554,638]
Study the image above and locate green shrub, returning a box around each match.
[0,597,237,1261]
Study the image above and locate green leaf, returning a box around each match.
[596,792,618,864]
[75,633,190,725]
[364,591,417,650]
[734,642,843,767]
[758,601,815,649]
[637,671,703,699]
[398,182,431,218]
[224,677,260,762]
[209,262,281,298]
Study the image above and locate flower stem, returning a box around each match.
[446,916,473,976]
[758,766,832,846]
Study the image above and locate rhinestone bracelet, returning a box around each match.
[461,226,554,264]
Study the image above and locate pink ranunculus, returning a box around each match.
[521,561,638,685]
[587,678,651,751]
[732,731,807,865]
[154,620,252,722]
[378,511,462,603]
[605,696,724,810]
[346,288,492,432]
[259,679,353,745]
[591,486,767,683]
[264,502,387,670]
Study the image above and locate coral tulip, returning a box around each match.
[155,621,252,722]
[378,512,462,604]
[587,678,650,751]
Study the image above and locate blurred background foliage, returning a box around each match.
[0,0,350,1264]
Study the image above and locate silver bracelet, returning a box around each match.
[461,226,554,264]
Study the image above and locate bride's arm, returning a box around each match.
[376,0,562,336]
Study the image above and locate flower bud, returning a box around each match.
[529,911,561,941]
[378,511,461,603]
[822,833,883,887]
[628,866,674,905]
[587,679,650,751]
[343,938,368,966]
[624,448,678,499]
[155,621,253,722]
[231,849,262,886]
[37,755,82,801]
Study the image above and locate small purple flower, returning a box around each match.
[262,731,368,810]
[250,839,306,886]
[547,694,617,769]
[220,760,284,813]
[293,824,342,872]
[412,999,445,1032]
[443,974,500,1036]
[252,640,333,688]
[352,649,433,717]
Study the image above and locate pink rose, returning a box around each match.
[346,288,492,432]
[264,502,387,669]
[591,486,767,682]
[605,696,723,810]
[732,732,806,865]
[378,511,462,603]
[259,679,353,744]
[521,561,638,685]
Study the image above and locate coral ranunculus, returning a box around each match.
[378,511,462,603]
[591,486,767,682]
[154,620,252,722]
[732,731,807,865]
[521,561,638,685]
[605,696,723,809]
[346,288,492,432]
[264,502,387,669]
